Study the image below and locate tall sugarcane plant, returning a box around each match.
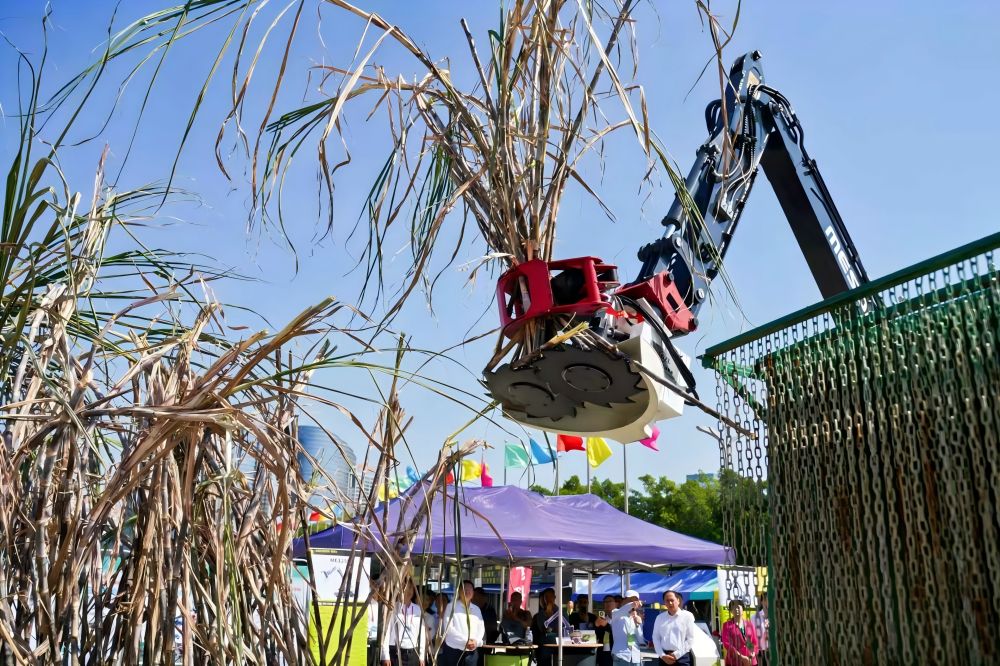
[1,1,740,662]
[0,8,488,664]
[249,0,742,378]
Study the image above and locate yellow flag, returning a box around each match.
[460,459,483,482]
[586,437,613,468]
[377,480,400,502]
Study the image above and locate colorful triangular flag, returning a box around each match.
[529,438,554,464]
[556,434,586,452]
[639,424,661,451]
[481,462,494,487]
[377,480,400,502]
[505,443,531,468]
[460,459,482,482]
[406,466,421,486]
[445,471,455,485]
[586,437,613,468]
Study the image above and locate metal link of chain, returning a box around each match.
[708,237,1000,664]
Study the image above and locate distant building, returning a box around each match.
[686,471,717,483]
[298,425,359,514]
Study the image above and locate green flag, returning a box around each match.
[504,443,531,468]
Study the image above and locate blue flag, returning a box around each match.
[530,438,554,464]
[406,466,421,486]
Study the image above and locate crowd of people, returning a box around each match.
[375,580,768,666]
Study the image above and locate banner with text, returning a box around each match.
[507,567,532,609]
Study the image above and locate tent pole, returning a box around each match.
[587,571,593,623]
[500,564,507,638]
[623,446,629,515]
[557,560,564,666]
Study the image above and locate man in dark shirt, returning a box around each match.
[472,586,499,666]
[568,594,598,629]
[473,588,499,644]
[594,595,618,666]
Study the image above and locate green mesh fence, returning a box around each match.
[703,231,1000,665]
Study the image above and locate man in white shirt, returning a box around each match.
[380,580,427,666]
[610,590,646,666]
[652,590,695,666]
[438,580,486,666]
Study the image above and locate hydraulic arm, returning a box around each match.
[484,51,870,443]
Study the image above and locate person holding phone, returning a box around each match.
[610,590,646,666]
[594,595,618,666]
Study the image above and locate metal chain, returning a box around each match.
[709,237,1000,664]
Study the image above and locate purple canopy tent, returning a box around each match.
[294,483,728,568]
[297,484,729,666]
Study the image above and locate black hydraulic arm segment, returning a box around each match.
[756,85,870,297]
[633,50,870,330]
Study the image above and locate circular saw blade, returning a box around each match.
[483,363,578,419]
[484,346,647,420]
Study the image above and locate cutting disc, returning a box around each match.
[484,346,646,420]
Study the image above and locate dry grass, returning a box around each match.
[0,1,742,662]
[248,0,740,372]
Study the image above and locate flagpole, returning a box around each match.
[623,444,629,515]
[544,433,559,496]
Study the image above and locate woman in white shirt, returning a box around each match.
[381,580,427,666]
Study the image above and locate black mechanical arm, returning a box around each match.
[630,50,869,331]
[484,50,870,442]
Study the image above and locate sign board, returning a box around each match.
[310,603,368,666]
[312,551,372,602]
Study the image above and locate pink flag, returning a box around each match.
[480,462,494,487]
[507,567,533,608]
[639,424,661,451]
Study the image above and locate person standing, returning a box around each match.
[569,595,598,630]
[500,592,532,640]
[651,590,694,666]
[423,593,449,663]
[531,588,560,666]
[438,581,485,666]
[594,595,618,666]
[473,588,499,666]
[610,590,646,666]
[473,588,500,645]
[381,580,426,666]
[721,600,759,666]
[751,597,769,666]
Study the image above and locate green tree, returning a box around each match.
[530,475,626,511]
[629,474,723,543]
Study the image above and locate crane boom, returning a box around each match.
[484,50,870,443]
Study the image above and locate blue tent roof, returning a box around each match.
[582,569,717,602]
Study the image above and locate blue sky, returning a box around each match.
[2,0,998,490]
